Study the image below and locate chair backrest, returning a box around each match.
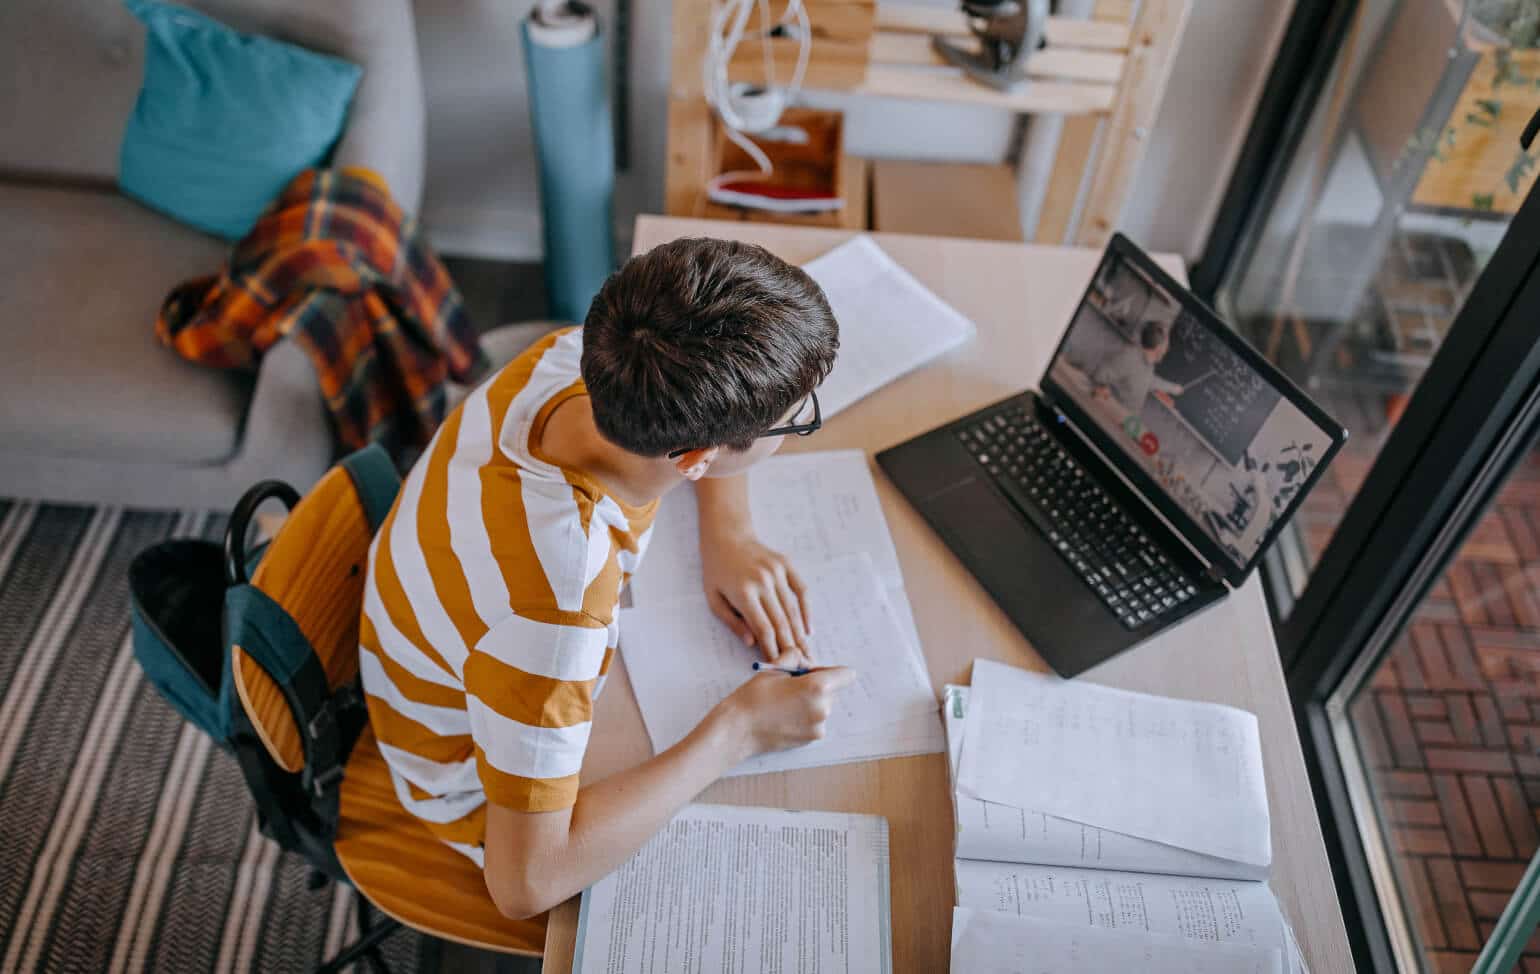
[229,446,397,773]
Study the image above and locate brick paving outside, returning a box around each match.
[1302,438,1540,973]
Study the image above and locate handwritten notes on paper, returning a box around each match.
[957,660,1272,868]
[623,553,940,776]
[627,449,922,661]
[950,908,1283,974]
[629,450,906,603]
[953,860,1291,953]
[943,686,1268,881]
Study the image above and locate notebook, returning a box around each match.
[945,666,1309,973]
[621,450,945,775]
[573,803,892,974]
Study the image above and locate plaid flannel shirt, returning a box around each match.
[156,168,487,462]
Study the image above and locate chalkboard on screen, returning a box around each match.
[1155,313,1279,466]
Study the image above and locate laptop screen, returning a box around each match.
[1044,240,1344,577]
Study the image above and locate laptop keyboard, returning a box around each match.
[955,404,1201,630]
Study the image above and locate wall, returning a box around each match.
[1119,0,1295,260]
[414,0,1293,264]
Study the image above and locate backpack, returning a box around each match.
[129,445,399,876]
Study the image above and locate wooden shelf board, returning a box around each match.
[869,31,1125,82]
[854,63,1117,114]
[874,4,1131,51]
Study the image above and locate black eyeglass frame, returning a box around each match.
[667,390,822,459]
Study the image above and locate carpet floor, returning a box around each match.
[0,500,435,973]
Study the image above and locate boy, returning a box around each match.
[358,236,854,919]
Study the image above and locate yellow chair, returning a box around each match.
[227,452,545,971]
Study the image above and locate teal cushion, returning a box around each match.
[118,0,362,240]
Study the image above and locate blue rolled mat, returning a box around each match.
[522,18,616,324]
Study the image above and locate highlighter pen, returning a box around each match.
[752,662,811,677]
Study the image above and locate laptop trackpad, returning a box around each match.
[926,476,1057,603]
[924,475,1126,675]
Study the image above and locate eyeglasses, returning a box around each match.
[667,390,822,460]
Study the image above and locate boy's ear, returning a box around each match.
[672,446,719,481]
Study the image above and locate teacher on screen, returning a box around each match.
[1090,320,1187,412]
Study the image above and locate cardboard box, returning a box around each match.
[872,160,1024,242]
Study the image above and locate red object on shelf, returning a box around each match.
[716,180,839,201]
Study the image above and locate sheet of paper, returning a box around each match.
[950,908,1283,974]
[574,803,891,974]
[623,553,941,776]
[957,660,1272,867]
[801,235,976,417]
[942,685,1266,881]
[628,450,906,610]
[954,860,1293,958]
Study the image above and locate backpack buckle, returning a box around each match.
[309,762,345,797]
[308,704,336,742]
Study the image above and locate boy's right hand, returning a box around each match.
[716,667,857,759]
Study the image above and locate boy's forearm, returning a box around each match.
[497,703,750,913]
[694,474,753,538]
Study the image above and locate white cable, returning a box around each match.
[701,0,816,206]
[756,0,775,89]
[782,0,811,97]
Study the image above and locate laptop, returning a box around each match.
[876,234,1347,677]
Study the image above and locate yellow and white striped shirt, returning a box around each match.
[358,327,656,863]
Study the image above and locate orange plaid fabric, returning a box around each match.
[156,168,486,462]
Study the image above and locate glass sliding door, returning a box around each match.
[1276,131,1540,974]
[1200,1,1540,970]
[1334,429,1540,972]
[1211,0,1534,623]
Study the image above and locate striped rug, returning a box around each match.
[0,500,434,973]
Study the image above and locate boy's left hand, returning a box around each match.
[700,532,812,662]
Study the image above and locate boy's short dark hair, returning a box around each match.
[581,237,839,456]
[1139,322,1167,350]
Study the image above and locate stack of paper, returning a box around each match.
[946,661,1308,974]
[801,235,976,418]
[622,450,944,775]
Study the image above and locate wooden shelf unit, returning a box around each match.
[667,0,1191,245]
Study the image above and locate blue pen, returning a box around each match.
[752,662,811,676]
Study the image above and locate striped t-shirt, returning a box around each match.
[358,327,657,864]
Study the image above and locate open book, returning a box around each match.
[574,803,892,974]
[946,672,1308,974]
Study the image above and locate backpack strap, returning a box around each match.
[340,444,401,534]
[225,586,366,837]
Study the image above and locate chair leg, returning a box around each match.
[358,896,392,974]
[315,894,401,974]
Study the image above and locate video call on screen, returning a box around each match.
[1048,254,1336,567]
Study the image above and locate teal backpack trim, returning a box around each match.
[224,585,313,688]
[340,443,399,532]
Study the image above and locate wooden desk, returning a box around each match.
[541,216,1354,972]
